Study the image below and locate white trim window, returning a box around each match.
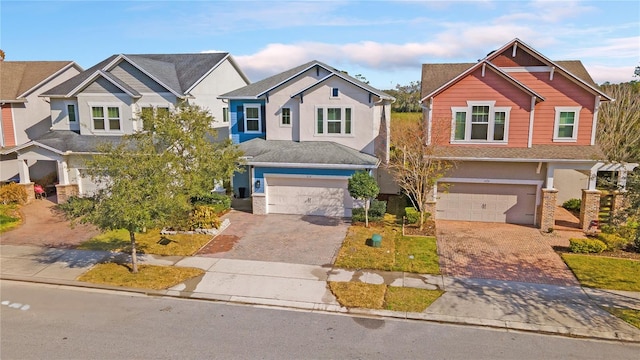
[316,106,352,135]
[553,106,581,142]
[330,87,339,98]
[451,101,510,143]
[223,107,229,123]
[91,105,121,132]
[244,104,261,133]
[281,107,291,126]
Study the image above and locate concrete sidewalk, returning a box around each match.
[1,244,640,342]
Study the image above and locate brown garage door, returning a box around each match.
[436,182,536,224]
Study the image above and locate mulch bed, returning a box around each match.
[402,220,436,237]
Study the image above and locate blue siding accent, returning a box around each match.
[252,167,356,194]
[232,166,251,198]
[229,99,266,144]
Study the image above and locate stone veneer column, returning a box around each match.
[252,194,266,215]
[18,182,35,203]
[610,190,627,221]
[539,188,558,232]
[424,201,436,220]
[55,184,79,203]
[579,189,601,232]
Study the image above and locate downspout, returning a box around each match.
[590,96,601,146]
[527,96,536,148]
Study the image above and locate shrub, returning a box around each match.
[187,205,222,230]
[190,193,231,210]
[562,198,581,212]
[0,183,28,205]
[57,196,95,219]
[404,207,419,224]
[352,200,387,223]
[569,238,607,254]
[597,233,630,251]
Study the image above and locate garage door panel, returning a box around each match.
[266,177,351,217]
[437,182,536,225]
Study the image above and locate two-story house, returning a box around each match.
[420,38,631,231]
[1,60,82,183]
[219,60,395,217]
[3,53,249,201]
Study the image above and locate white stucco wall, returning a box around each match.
[554,169,589,204]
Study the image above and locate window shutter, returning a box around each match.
[261,105,266,132]
[237,105,244,132]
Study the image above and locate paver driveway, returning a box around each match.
[436,220,579,286]
[197,210,349,266]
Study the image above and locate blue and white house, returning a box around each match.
[219,61,395,217]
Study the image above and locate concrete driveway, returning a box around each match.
[436,220,579,286]
[197,211,349,266]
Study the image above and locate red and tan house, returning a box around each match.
[420,38,633,231]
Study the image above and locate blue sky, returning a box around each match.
[1,0,638,89]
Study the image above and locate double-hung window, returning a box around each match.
[223,107,229,123]
[91,105,121,132]
[316,107,352,135]
[67,104,76,123]
[140,105,170,131]
[281,107,291,126]
[244,104,261,133]
[553,106,580,142]
[451,101,510,143]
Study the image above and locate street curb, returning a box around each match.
[3,275,640,343]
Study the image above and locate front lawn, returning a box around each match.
[603,307,640,329]
[334,214,440,274]
[78,229,212,256]
[0,204,21,233]
[329,281,443,312]
[78,263,204,290]
[562,254,640,291]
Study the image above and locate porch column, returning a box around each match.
[539,188,558,232]
[57,160,69,185]
[18,159,31,183]
[610,190,628,221]
[579,189,601,232]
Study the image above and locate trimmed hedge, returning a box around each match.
[562,198,581,212]
[190,193,231,210]
[352,200,387,222]
[569,238,607,254]
[597,233,630,251]
[405,207,419,224]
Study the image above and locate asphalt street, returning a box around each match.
[2,281,639,360]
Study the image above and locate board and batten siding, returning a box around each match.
[1,104,16,147]
[430,68,532,147]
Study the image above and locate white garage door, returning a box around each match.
[266,176,353,217]
[436,183,537,224]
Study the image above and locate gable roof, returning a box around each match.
[41,53,244,98]
[421,38,612,102]
[0,61,80,102]
[239,138,379,168]
[220,60,394,101]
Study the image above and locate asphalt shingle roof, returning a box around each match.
[220,60,393,100]
[0,61,76,100]
[41,53,229,97]
[32,130,124,153]
[434,144,606,161]
[239,138,379,167]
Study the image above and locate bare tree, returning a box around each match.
[597,82,640,163]
[386,120,452,230]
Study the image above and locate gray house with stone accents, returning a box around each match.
[420,38,635,232]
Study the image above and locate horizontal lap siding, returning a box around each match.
[491,51,546,67]
[432,68,531,147]
[509,72,595,145]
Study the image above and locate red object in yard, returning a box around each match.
[34,184,46,199]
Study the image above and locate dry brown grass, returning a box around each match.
[78,263,204,290]
[329,282,386,309]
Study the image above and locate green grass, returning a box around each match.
[329,281,443,312]
[78,229,213,256]
[78,263,204,290]
[384,286,444,312]
[562,254,640,291]
[334,214,440,274]
[603,307,640,329]
[0,204,21,233]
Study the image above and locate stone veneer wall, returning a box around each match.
[611,190,628,220]
[539,188,558,232]
[579,189,601,232]
[55,184,79,203]
[252,194,266,215]
[18,182,35,203]
[424,201,436,221]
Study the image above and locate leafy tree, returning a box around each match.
[348,171,379,227]
[387,120,452,230]
[385,81,421,112]
[60,104,244,272]
[597,82,640,163]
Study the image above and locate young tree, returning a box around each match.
[60,104,244,272]
[387,120,452,230]
[348,171,379,227]
[597,82,640,163]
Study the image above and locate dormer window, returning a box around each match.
[331,87,339,98]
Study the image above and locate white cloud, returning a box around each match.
[559,37,640,60]
[585,65,637,85]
